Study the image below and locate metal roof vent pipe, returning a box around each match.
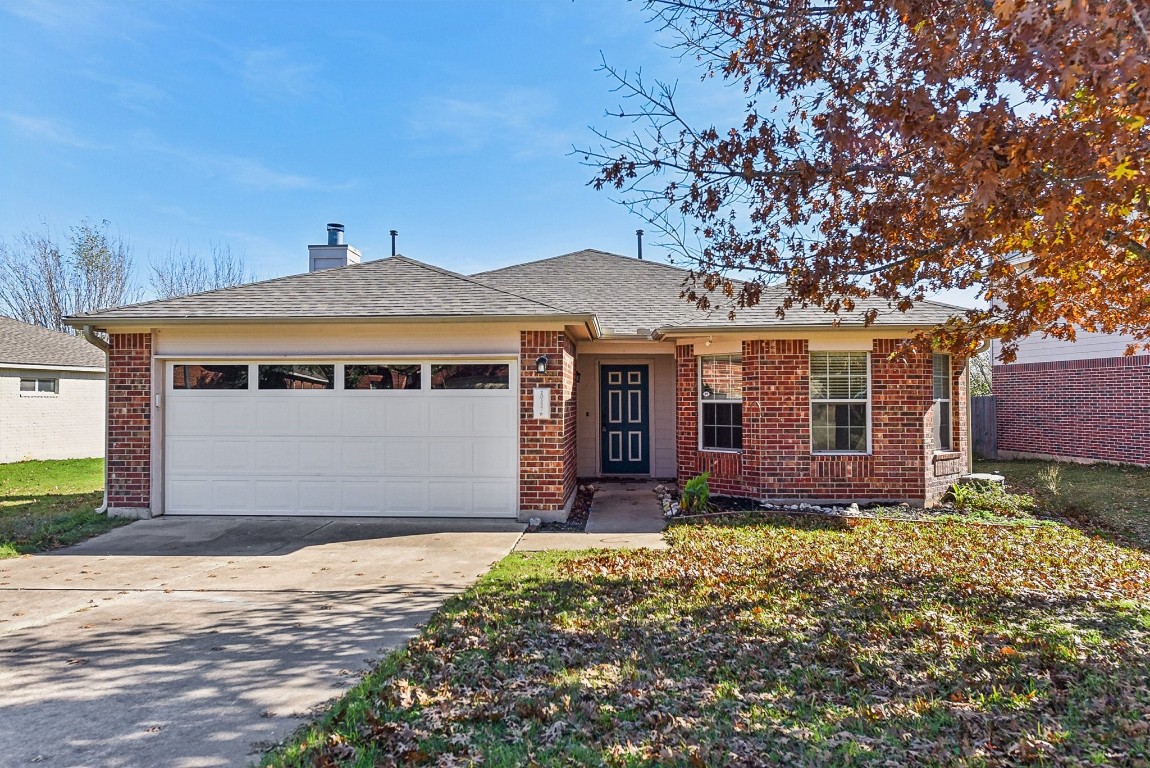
[636,229,644,260]
[309,223,361,271]
[390,229,398,257]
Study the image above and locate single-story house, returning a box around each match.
[0,316,106,463]
[66,226,971,520]
[991,331,1149,467]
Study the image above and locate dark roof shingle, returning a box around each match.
[69,256,579,322]
[473,249,963,334]
[0,316,106,369]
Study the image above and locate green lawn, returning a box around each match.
[0,458,125,558]
[977,459,1150,546]
[265,517,1150,767]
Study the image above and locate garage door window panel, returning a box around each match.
[173,364,249,390]
[431,364,510,390]
[344,364,421,390]
[258,364,335,390]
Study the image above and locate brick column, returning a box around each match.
[519,331,576,520]
[106,332,152,517]
[675,344,697,483]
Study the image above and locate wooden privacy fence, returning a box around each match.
[971,396,998,460]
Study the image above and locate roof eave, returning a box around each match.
[65,312,603,337]
[651,321,949,339]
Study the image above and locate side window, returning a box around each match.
[932,354,952,451]
[810,351,869,453]
[20,378,58,393]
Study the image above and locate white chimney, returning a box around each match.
[308,223,362,271]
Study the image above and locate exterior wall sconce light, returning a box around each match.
[535,355,549,373]
[575,370,581,384]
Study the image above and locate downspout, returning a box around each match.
[81,325,111,514]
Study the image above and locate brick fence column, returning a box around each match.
[519,331,576,520]
[106,332,152,518]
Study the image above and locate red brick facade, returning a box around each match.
[676,339,967,506]
[106,332,152,514]
[994,355,1150,467]
[519,331,578,515]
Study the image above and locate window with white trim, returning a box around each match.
[699,354,742,450]
[932,354,952,451]
[20,377,57,394]
[810,351,869,453]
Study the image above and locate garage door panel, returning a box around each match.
[340,399,384,435]
[168,438,212,472]
[167,361,517,517]
[428,399,470,435]
[473,481,515,515]
[254,440,296,472]
[385,480,427,514]
[384,441,428,474]
[341,480,384,513]
[211,480,253,513]
[298,399,340,434]
[211,440,252,472]
[474,399,515,436]
[473,438,515,475]
[385,400,428,434]
[341,440,382,473]
[428,440,468,474]
[298,440,341,472]
[428,481,468,514]
[299,481,339,513]
[253,480,295,513]
[212,400,254,433]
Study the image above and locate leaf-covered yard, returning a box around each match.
[267,517,1150,767]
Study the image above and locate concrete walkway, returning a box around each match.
[516,481,669,551]
[0,516,523,768]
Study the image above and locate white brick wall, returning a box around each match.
[0,368,106,463]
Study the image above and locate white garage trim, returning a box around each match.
[163,358,520,517]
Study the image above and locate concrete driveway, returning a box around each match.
[0,516,524,768]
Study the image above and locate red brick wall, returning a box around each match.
[106,332,152,513]
[519,331,577,513]
[676,339,966,505]
[994,355,1150,467]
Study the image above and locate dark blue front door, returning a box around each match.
[600,364,650,474]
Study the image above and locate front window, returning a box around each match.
[932,354,952,451]
[699,354,742,450]
[810,351,869,453]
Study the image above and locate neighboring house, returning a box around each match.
[991,331,1150,467]
[66,225,971,520]
[0,316,106,463]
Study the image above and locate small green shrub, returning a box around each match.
[680,472,711,514]
[949,481,1036,519]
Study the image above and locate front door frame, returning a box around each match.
[599,362,651,475]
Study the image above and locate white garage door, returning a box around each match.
[164,361,518,517]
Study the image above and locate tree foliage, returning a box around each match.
[0,219,137,333]
[148,243,255,299]
[585,0,1150,359]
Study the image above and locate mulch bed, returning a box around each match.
[534,483,595,532]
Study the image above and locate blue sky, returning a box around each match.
[0,0,976,306]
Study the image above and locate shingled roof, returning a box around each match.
[0,316,106,369]
[472,249,963,335]
[68,256,585,323]
[66,248,963,334]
